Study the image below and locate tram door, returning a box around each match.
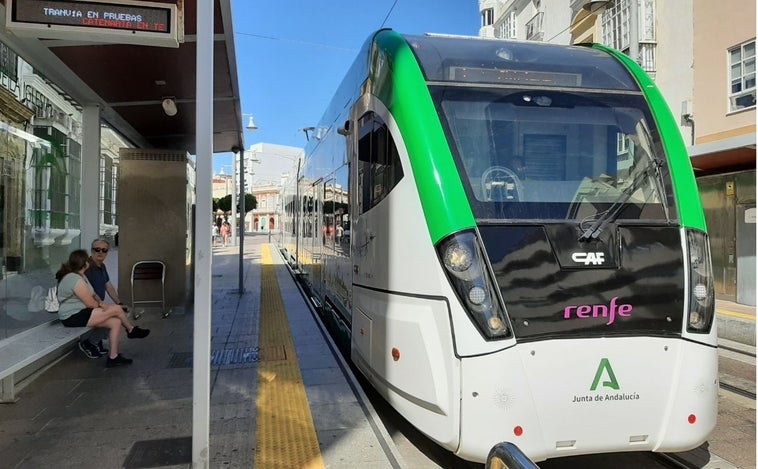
[352,111,376,288]
[301,181,323,295]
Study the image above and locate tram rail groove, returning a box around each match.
[657,452,705,469]
[719,342,756,358]
[719,380,757,400]
[718,339,756,400]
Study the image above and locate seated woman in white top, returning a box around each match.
[56,249,150,367]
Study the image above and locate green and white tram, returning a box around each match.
[278,30,717,463]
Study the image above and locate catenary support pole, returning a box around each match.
[230,159,237,246]
[238,146,245,293]
[630,0,640,65]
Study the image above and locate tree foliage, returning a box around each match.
[216,193,256,213]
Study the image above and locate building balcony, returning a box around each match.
[526,12,544,41]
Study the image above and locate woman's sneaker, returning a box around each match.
[95,340,108,356]
[78,340,100,359]
[127,326,150,339]
[106,354,133,367]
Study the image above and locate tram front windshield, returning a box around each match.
[432,86,677,223]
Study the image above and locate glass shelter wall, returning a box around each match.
[0,40,119,340]
[0,122,81,339]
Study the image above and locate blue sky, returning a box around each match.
[214,0,480,173]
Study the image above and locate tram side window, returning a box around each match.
[357,112,404,214]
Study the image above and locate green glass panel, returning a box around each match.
[592,44,707,231]
[371,31,475,243]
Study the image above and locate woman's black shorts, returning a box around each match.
[61,308,93,327]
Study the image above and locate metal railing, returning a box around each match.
[485,442,540,469]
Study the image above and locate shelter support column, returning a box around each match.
[193,0,214,466]
[80,105,101,246]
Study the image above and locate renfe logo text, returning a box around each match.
[564,297,632,325]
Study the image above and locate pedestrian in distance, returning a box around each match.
[220,220,231,247]
[55,249,150,367]
[212,223,220,247]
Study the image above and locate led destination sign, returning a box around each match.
[6,0,181,47]
[12,0,171,33]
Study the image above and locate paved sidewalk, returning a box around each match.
[0,234,402,468]
[0,245,249,467]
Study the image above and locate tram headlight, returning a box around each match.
[444,244,474,274]
[468,286,487,305]
[437,231,511,340]
[686,229,714,333]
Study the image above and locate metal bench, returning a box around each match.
[130,260,167,318]
[0,320,89,402]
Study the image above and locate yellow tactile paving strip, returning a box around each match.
[255,245,324,469]
[717,308,755,322]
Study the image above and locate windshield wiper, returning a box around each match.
[578,159,663,242]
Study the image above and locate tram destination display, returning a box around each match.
[5,0,181,48]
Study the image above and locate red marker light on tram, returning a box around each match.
[688,414,696,424]
[391,348,400,361]
[513,426,523,436]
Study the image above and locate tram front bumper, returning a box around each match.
[456,337,718,463]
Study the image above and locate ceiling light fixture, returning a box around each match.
[162,97,178,116]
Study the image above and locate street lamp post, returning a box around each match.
[239,114,258,293]
[230,164,236,246]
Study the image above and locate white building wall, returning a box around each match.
[479,0,498,37]
[541,1,572,44]
[238,142,303,192]
[480,0,572,44]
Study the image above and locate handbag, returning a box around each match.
[27,285,45,312]
[44,287,59,313]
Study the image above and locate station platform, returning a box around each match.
[716,297,756,347]
[0,233,754,468]
[0,234,404,468]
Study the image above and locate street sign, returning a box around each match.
[5,0,182,48]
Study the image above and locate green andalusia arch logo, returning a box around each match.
[590,358,620,391]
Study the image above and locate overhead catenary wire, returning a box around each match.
[235,31,356,52]
[379,0,400,29]
[236,0,399,49]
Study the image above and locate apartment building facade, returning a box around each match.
[238,143,303,233]
[690,0,755,305]
[479,0,755,305]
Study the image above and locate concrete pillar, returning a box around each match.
[80,105,101,247]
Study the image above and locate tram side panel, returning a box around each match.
[349,165,463,447]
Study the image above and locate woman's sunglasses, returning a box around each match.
[92,247,109,253]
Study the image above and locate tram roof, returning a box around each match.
[404,33,640,92]
[0,0,244,155]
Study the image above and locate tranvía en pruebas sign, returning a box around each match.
[6,0,182,48]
